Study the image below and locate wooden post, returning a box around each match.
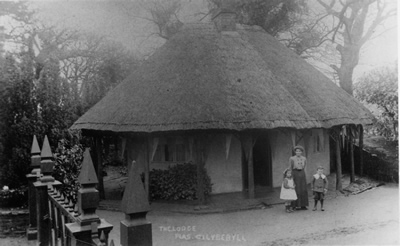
[65,149,113,246]
[196,140,204,205]
[194,135,210,205]
[335,130,343,191]
[120,159,152,246]
[26,135,41,240]
[95,137,105,200]
[145,137,150,200]
[241,134,255,199]
[33,135,61,246]
[248,146,255,199]
[350,133,355,183]
[359,125,364,176]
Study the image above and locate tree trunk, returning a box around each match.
[331,1,371,96]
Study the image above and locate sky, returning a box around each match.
[1,0,398,82]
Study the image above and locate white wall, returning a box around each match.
[204,134,242,194]
[270,129,330,187]
[125,129,330,194]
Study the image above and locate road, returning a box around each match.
[2,183,398,246]
[100,183,399,246]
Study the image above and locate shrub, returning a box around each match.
[53,139,84,204]
[149,163,212,201]
[0,147,30,189]
[0,186,28,208]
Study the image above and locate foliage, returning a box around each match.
[236,0,307,37]
[53,138,85,204]
[149,163,212,201]
[208,0,307,37]
[0,1,34,24]
[0,186,28,208]
[0,2,138,190]
[0,54,37,188]
[119,165,128,176]
[354,65,398,140]
[0,51,78,188]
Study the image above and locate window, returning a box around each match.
[152,137,187,162]
[313,129,324,153]
[314,134,321,152]
[175,143,185,162]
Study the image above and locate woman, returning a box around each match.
[289,145,309,210]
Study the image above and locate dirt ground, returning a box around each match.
[105,183,398,246]
[2,183,398,246]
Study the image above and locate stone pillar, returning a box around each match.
[66,148,113,246]
[26,135,41,240]
[120,160,152,246]
[33,135,61,246]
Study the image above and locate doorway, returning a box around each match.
[253,135,272,187]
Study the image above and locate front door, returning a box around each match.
[253,135,272,187]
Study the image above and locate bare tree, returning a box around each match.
[316,0,396,95]
[118,0,183,41]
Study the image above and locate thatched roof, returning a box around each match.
[71,23,373,133]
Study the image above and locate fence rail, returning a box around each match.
[27,135,153,246]
[48,187,78,246]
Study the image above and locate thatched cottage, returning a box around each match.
[71,9,372,201]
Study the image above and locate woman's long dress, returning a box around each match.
[289,156,309,207]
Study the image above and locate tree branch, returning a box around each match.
[360,4,396,45]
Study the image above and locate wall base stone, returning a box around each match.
[0,209,29,238]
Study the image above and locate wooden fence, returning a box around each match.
[26,135,152,246]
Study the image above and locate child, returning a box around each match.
[280,169,297,213]
[311,166,328,211]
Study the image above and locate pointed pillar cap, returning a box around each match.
[121,160,150,214]
[31,135,41,155]
[41,135,53,159]
[78,148,98,185]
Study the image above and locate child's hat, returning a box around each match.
[283,168,290,175]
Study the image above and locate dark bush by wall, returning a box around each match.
[149,163,212,201]
[0,186,28,208]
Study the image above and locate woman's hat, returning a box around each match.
[293,145,304,152]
